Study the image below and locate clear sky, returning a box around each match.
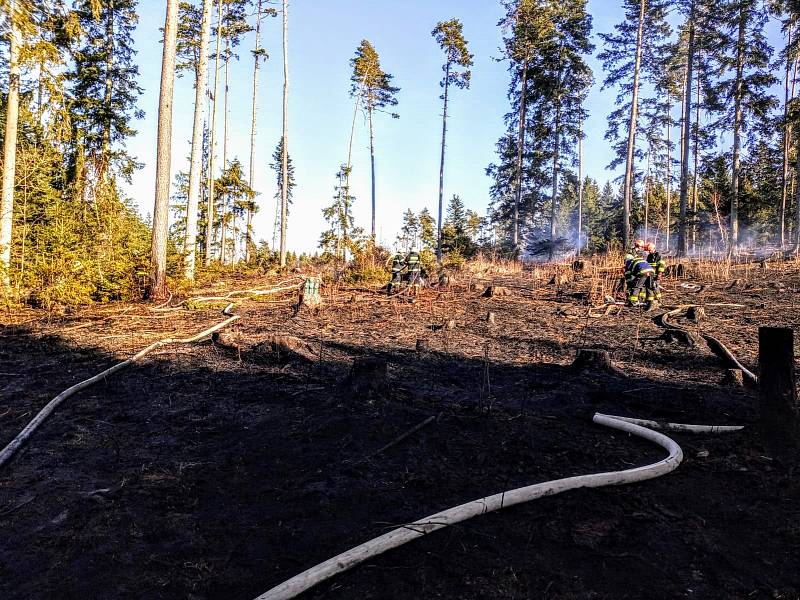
[123,0,785,254]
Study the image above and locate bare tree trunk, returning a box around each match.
[149,0,180,301]
[205,0,224,266]
[184,0,213,280]
[246,0,264,263]
[279,0,289,267]
[678,1,695,256]
[692,62,701,252]
[368,107,376,240]
[219,35,231,265]
[513,56,529,253]
[781,27,796,247]
[644,150,651,243]
[100,0,115,185]
[795,141,800,251]
[342,93,361,262]
[730,4,747,253]
[621,0,647,251]
[665,96,672,252]
[437,61,451,263]
[0,0,21,288]
[549,96,561,258]
[577,129,583,255]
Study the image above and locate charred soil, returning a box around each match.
[1,262,799,599]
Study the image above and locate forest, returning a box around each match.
[1,0,800,305]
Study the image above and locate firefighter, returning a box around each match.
[645,242,666,301]
[624,253,656,307]
[406,247,422,295]
[387,251,405,295]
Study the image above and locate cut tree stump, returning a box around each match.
[446,319,456,330]
[571,349,625,377]
[686,306,705,322]
[416,339,430,352]
[250,335,317,364]
[486,311,496,325]
[482,285,510,298]
[344,357,389,401]
[660,329,697,346]
[758,327,799,455]
[723,369,744,388]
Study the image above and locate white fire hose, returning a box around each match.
[254,412,742,600]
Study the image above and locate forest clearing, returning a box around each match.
[1,256,799,599]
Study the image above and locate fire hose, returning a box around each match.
[0,303,240,470]
[254,412,743,600]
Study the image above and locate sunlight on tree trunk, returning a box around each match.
[149,0,180,301]
[279,0,289,267]
[184,0,213,280]
[205,0,224,267]
[1,0,21,289]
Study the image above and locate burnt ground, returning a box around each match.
[1,263,799,600]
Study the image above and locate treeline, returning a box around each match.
[488,0,800,257]
[4,0,800,307]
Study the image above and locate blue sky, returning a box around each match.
[123,0,785,253]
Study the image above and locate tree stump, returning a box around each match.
[723,369,744,388]
[660,329,697,347]
[571,349,625,377]
[344,357,389,401]
[686,306,705,322]
[486,311,496,325]
[415,338,430,353]
[446,319,456,330]
[572,260,585,272]
[250,335,317,364]
[482,285,510,298]
[758,327,799,456]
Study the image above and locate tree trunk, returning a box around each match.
[279,0,289,267]
[665,96,672,252]
[149,0,180,301]
[781,29,796,248]
[758,327,799,455]
[246,0,263,263]
[692,61,701,252]
[549,94,561,259]
[205,0,224,266]
[343,94,361,261]
[219,34,231,264]
[368,107,376,240]
[100,0,115,185]
[622,0,647,251]
[437,61,450,264]
[730,4,747,253]
[513,56,529,253]
[184,0,213,280]
[677,1,695,256]
[577,129,583,255]
[0,1,21,288]
[795,131,800,251]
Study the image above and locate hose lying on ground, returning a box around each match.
[0,304,240,470]
[253,413,685,600]
[660,304,757,385]
[594,413,744,434]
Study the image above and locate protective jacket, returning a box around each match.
[406,251,421,273]
[624,257,655,281]
[646,252,666,277]
[391,253,405,273]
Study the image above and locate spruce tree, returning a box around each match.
[599,0,671,249]
[432,19,473,262]
[711,0,777,250]
[69,0,143,189]
[350,39,400,239]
